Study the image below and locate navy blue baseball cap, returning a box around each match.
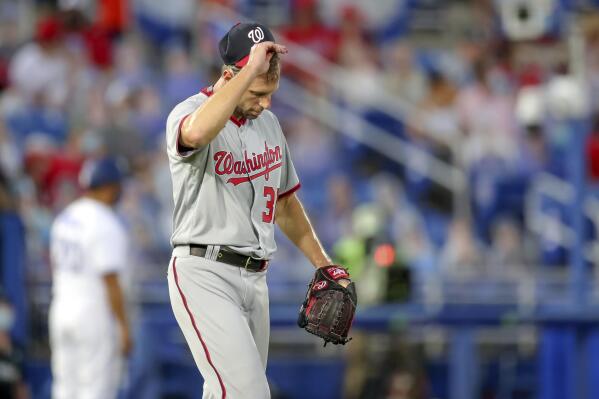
[219,22,275,68]
[79,157,125,190]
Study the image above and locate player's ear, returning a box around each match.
[223,68,234,82]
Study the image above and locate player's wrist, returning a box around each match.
[242,62,261,79]
[314,259,333,268]
[119,323,129,335]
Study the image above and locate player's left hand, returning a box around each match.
[338,278,351,288]
[297,265,357,346]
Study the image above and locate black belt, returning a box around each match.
[179,244,268,272]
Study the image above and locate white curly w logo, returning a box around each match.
[248,27,265,43]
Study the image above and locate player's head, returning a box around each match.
[79,157,125,205]
[219,22,281,120]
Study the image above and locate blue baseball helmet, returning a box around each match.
[78,157,125,190]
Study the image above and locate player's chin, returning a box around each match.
[246,109,263,119]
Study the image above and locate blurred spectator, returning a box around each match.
[133,0,194,53]
[369,174,428,267]
[0,4,21,92]
[0,168,16,212]
[341,203,389,305]
[195,0,239,71]
[343,333,368,399]
[284,115,338,212]
[469,154,512,241]
[162,45,204,111]
[22,134,83,210]
[519,124,549,177]
[129,84,165,149]
[487,217,529,271]
[441,39,486,87]
[16,174,54,282]
[382,40,428,105]
[0,166,28,351]
[397,217,436,281]
[0,121,20,180]
[101,81,144,159]
[147,142,174,250]
[335,5,383,109]
[587,114,599,182]
[358,337,429,399]
[60,7,115,70]
[456,58,518,167]
[96,0,131,37]
[8,15,69,109]
[5,102,69,147]
[0,294,28,399]
[119,158,171,262]
[409,70,459,155]
[281,0,340,62]
[582,14,599,110]
[112,37,151,90]
[370,174,405,232]
[440,217,483,275]
[280,0,340,86]
[319,174,354,248]
[399,74,457,241]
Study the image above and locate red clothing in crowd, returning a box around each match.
[281,24,340,62]
[281,0,340,62]
[98,0,130,35]
[25,151,84,208]
[81,25,114,68]
[588,132,599,181]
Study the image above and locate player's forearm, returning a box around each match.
[276,194,331,268]
[103,273,129,333]
[181,66,259,148]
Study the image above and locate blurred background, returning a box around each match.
[1,0,599,398]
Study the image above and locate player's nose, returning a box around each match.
[259,95,272,109]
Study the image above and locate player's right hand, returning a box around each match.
[121,326,133,356]
[246,41,287,76]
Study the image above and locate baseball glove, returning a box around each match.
[297,265,357,346]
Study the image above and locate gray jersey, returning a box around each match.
[166,87,300,259]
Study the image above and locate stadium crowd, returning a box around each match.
[0,0,598,396]
[0,0,598,303]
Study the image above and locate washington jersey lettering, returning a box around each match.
[165,88,300,259]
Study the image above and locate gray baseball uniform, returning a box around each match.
[165,86,300,399]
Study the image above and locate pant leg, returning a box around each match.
[244,269,270,370]
[76,317,122,399]
[50,305,78,399]
[168,255,270,399]
[202,381,216,399]
[50,302,121,399]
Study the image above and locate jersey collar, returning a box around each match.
[200,86,247,127]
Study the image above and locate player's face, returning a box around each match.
[236,76,279,119]
[107,183,123,205]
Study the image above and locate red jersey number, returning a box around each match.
[262,186,277,223]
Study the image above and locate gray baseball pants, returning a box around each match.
[168,246,270,399]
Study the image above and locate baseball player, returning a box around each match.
[48,157,132,399]
[165,22,353,399]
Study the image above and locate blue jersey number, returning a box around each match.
[53,238,84,272]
